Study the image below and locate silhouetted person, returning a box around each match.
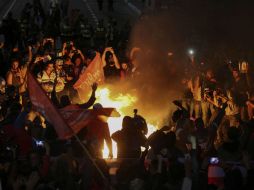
[83,104,113,158]
[52,83,97,109]
[133,109,148,135]
[112,116,147,158]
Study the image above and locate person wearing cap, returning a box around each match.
[63,56,75,83]
[37,60,56,97]
[55,58,66,94]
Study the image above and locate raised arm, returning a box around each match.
[246,100,254,120]
[130,47,141,61]
[101,48,107,67]
[0,42,4,49]
[77,49,85,63]
[111,48,120,69]
[6,71,13,85]
[79,83,97,109]
[62,42,67,56]
[27,46,33,65]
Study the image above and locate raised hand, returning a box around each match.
[63,42,67,49]
[91,83,98,91]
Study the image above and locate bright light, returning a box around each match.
[167,52,173,56]
[95,86,157,159]
[188,49,194,55]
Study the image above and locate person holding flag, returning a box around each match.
[74,51,105,101]
[54,83,97,109]
[28,71,118,187]
[80,103,113,159]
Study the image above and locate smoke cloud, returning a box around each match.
[110,12,190,127]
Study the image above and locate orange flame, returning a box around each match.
[95,87,157,159]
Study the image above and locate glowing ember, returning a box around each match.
[95,87,157,159]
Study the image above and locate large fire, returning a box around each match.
[95,87,157,159]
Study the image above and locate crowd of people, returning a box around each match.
[0,1,254,190]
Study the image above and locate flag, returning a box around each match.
[90,107,120,117]
[73,52,104,101]
[28,72,115,182]
[59,106,120,137]
[28,71,73,139]
[28,71,119,139]
[58,104,95,138]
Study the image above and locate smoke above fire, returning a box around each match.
[96,13,192,158]
[122,12,188,127]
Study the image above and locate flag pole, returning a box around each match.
[27,70,108,185]
[73,134,108,182]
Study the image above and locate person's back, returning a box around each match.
[114,130,146,158]
[112,116,146,158]
[84,116,112,158]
